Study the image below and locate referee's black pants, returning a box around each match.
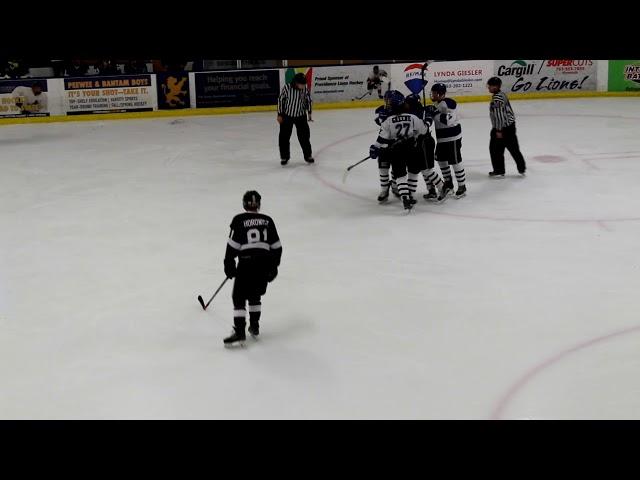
[279,115,312,160]
[490,123,526,174]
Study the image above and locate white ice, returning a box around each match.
[1,97,640,419]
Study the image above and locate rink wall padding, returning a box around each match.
[1,60,640,126]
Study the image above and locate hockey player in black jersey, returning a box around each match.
[403,94,445,202]
[223,191,283,346]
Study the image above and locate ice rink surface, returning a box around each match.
[1,97,640,419]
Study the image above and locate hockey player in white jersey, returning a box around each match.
[428,83,466,198]
[369,90,444,211]
[374,92,399,199]
[11,82,47,115]
[367,65,388,99]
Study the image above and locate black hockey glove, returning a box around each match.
[224,258,236,279]
[424,105,438,117]
[266,267,278,283]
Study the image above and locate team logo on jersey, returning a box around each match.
[403,63,428,95]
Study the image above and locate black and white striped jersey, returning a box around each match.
[225,212,282,272]
[373,113,428,150]
[432,97,462,143]
[489,91,516,130]
[278,83,312,118]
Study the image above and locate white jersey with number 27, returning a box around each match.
[373,113,427,150]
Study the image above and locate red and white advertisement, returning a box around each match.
[391,60,494,98]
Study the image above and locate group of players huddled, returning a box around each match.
[220,82,468,346]
[369,83,465,211]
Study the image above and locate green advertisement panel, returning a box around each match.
[608,60,640,92]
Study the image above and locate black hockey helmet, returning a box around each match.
[431,83,447,95]
[405,93,422,108]
[243,190,261,211]
[487,76,502,87]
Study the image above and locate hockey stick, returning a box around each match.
[347,155,371,171]
[353,90,371,101]
[342,155,371,183]
[197,277,229,311]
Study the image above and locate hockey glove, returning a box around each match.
[424,105,438,118]
[266,267,278,283]
[369,145,380,160]
[224,258,237,279]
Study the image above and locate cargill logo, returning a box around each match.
[624,64,640,84]
[497,60,536,77]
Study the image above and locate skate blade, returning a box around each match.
[224,340,246,349]
[455,193,466,199]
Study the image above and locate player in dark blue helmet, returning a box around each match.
[370,90,445,209]
[429,82,465,198]
[385,89,405,113]
[403,93,444,202]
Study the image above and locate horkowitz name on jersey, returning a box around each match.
[243,218,270,228]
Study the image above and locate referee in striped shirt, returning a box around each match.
[487,77,526,177]
[277,73,314,165]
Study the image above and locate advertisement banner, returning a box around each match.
[309,64,392,103]
[0,79,49,118]
[494,60,597,93]
[157,72,190,109]
[63,75,154,115]
[390,61,493,98]
[194,70,279,108]
[608,60,640,92]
